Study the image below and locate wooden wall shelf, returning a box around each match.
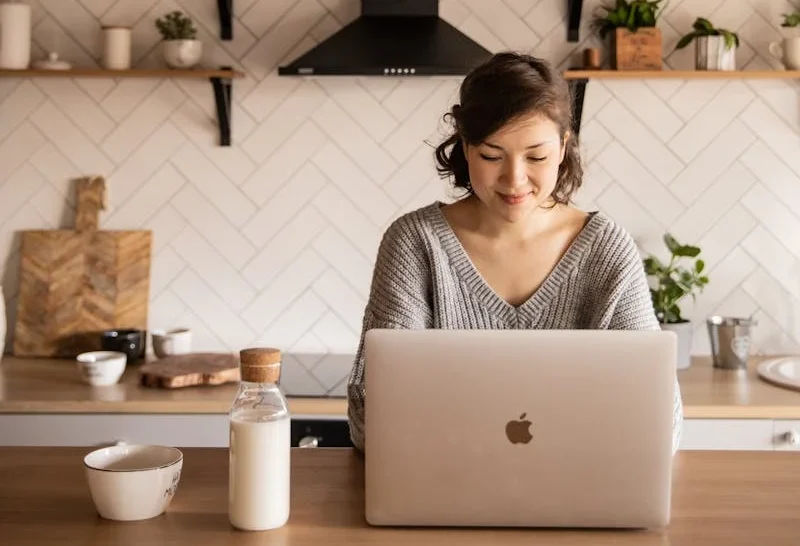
[0,67,245,146]
[566,69,800,137]
[564,69,800,80]
[0,68,244,79]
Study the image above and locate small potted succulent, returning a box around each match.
[769,9,800,69]
[676,17,740,71]
[592,0,665,70]
[644,234,710,370]
[155,10,202,69]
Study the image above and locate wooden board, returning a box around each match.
[12,177,152,357]
[139,353,240,389]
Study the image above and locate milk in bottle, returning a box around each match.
[228,347,291,531]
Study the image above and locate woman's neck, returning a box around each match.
[464,194,561,243]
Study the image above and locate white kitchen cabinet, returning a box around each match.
[772,420,800,451]
[0,414,352,448]
[679,419,775,450]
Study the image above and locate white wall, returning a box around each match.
[0,0,798,396]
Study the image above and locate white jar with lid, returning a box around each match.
[228,347,291,531]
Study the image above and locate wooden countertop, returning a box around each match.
[2,447,800,545]
[2,354,800,419]
[0,356,347,416]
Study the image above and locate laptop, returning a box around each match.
[363,328,677,529]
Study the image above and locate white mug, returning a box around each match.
[151,328,192,358]
[769,37,800,70]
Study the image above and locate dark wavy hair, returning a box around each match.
[434,52,583,205]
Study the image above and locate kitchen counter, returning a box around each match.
[2,446,800,545]
[2,354,800,418]
[0,356,346,416]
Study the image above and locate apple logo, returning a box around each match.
[505,413,533,444]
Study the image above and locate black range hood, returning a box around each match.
[278,0,493,76]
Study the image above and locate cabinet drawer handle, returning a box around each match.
[299,435,319,448]
[780,431,799,445]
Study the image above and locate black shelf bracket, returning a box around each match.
[218,0,233,40]
[567,0,583,42]
[568,78,588,137]
[210,67,233,146]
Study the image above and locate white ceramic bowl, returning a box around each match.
[76,351,127,386]
[84,444,183,521]
[151,327,192,358]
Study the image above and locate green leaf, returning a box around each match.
[674,244,701,258]
[720,29,738,50]
[695,259,705,273]
[675,31,698,49]
[663,233,680,254]
[693,17,714,32]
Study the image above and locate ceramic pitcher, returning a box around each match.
[769,37,800,70]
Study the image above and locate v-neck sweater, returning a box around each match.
[346,202,683,453]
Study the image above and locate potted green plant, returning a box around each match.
[592,0,665,70]
[675,17,740,71]
[770,9,800,69]
[155,10,202,69]
[643,234,710,370]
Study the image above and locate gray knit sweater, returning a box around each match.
[347,202,683,452]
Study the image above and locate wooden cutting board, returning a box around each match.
[139,353,240,389]
[12,176,152,357]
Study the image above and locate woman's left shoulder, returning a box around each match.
[579,210,642,271]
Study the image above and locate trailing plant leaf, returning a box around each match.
[675,16,740,51]
[644,233,709,324]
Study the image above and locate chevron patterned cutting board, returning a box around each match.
[12,176,152,358]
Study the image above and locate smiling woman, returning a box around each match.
[346,51,683,455]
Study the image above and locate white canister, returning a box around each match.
[102,26,131,70]
[0,2,31,69]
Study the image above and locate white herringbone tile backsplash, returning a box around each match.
[0,0,798,396]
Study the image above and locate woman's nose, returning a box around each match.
[502,159,527,186]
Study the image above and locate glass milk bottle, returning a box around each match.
[229,347,291,531]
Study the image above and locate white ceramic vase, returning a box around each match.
[660,321,692,370]
[695,36,736,71]
[162,40,202,69]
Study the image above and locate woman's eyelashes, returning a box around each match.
[478,153,546,163]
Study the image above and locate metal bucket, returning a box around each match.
[707,316,755,370]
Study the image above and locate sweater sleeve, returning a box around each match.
[605,231,684,455]
[347,215,433,451]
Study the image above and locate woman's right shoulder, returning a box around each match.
[378,202,442,252]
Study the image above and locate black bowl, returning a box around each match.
[101,329,145,363]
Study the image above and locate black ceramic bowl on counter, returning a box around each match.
[101,329,146,363]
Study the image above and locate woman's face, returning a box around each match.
[463,113,567,223]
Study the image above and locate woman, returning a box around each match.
[346,51,682,453]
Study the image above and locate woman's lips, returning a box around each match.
[499,192,530,205]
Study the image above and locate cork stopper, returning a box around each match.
[239,347,281,383]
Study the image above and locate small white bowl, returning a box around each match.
[76,351,127,386]
[151,327,192,358]
[84,444,183,521]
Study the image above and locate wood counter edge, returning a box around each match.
[4,401,800,420]
[0,397,349,416]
